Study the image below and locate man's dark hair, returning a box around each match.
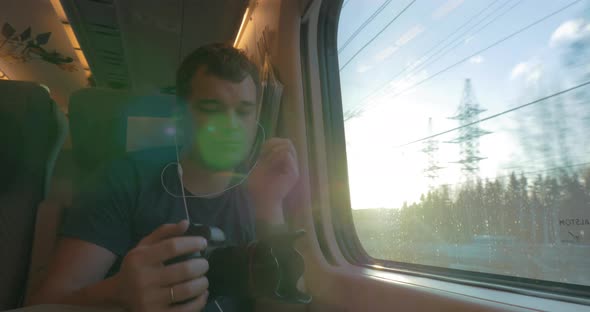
[175,43,260,102]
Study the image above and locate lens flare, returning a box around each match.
[195,114,248,171]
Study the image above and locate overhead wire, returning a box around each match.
[436,161,590,189]
[338,0,393,54]
[177,0,185,63]
[396,0,523,91]
[339,0,417,71]
[353,0,583,120]
[386,0,519,96]
[394,80,590,148]
[400,0,503,73]
[499,161,590,178]
[346,0,520,120]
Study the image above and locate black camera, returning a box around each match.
[164,223,311,304]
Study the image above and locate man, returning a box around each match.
[28,43,299,312]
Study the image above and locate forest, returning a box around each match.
[352,168,590,284]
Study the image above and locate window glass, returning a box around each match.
[338,0,590,286]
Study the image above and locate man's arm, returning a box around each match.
[27,221,210,312]
[255,201,286,240]
[26,238,119,307]
[27,158,134,306]
[248,138,307,311]
[248,138,298,234]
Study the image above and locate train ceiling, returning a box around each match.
[0,0,247,110]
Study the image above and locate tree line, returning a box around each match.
[393,168,590,246]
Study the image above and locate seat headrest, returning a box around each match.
[0,81,58,190]
[68,88,176,178]
[0,80,66,309]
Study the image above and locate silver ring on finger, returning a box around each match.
[169,286,176,304]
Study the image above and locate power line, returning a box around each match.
[394,80,590,148]
[346,0,519,120]
[402,0,522,84]
[499,157,588,175]
[409,0,502,69]
[338,0,393,54]
[390,0,521,95]
[339,0,417,72]
[357,0,583,119]
[177,0,186,63]
[440,161,590,189]
[342,0,351,9]
[380,0,505,96]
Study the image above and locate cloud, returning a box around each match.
[510,62,530,79]
[526,67,542,83]
[396,24,425,46]
[510,61,542,84]
[374,45,400,62]
[385,69,429,95]
[405,58,423,72]
[550,19,590,47]
[469,55,484,64]
[373,25,425,62]
[356,64,372,73]
[432,0,465,20]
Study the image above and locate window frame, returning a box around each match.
[315,0,590,305]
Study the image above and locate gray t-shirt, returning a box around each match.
[61,150,255,311]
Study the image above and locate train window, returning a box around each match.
[334,0,590,295]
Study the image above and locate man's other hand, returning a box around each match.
[248,138,299,223]
[113,220,210,312]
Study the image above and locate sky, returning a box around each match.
[337,0,590,209]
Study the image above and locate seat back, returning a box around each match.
[0,80,67,310]
[68,88,175,186]
[24,145,74,301]
[24,88,176,300]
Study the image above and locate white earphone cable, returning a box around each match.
[214,299,224,312]
[166,121,264,312]
[172,120,192,223]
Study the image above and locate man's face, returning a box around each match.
[185,67,258,171]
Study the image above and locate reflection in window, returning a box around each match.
[338,0,590,286]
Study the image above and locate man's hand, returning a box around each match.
[113,220,210,312]
[248,138,299,223]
